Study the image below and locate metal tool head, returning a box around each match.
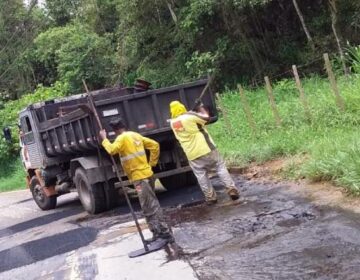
[128,238,169,258]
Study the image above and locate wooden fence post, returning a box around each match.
[238,84,257,135]
[292,65,311,119]
[216,93,233,135]
[264,76,282,127]
[323,53,345,111]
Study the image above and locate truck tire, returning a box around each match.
[103,178,122,209]
[160,171,197,190]
[74,168,106,214]
[30,176,57,210]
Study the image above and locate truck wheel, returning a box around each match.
[74,168,106,214]
[103,178,121,209]
[160,171,197,190]
[30,177,57,210]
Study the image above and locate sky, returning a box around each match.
[23,0,46,8]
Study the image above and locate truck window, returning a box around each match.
[20,116,35,145]
[21,116,33,133]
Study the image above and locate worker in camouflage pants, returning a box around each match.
[100,118,172,242]
[133,177,169,239]
[188,149,238,202]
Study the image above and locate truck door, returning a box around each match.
[20,114,42,168]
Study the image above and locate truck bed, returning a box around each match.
[30,79,216,157]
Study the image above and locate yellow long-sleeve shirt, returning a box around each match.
[170,112,215,161]
[102,131,159,182]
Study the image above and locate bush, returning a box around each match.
[34,24,115,92]
[346,45,360,74]
[0,82,67,162]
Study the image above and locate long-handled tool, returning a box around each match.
[191,75,214,111]
[82,80,168,258]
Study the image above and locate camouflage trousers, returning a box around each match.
[133,177,170,237]
[189,149,238,201]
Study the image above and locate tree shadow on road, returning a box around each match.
[0,207,83,238]
[0,227,98,273]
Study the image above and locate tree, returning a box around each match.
[0,0,47,99]
[115,0,186,87]
[34,24,115,93]
[80,0,120,35]
[328,0,349,76]
[292,0,315,51]
[1,0,360,100]
[44,0,81,26]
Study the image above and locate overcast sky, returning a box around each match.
[24,0,45,8]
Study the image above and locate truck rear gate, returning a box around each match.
[35,79,216,156]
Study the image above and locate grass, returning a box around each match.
[209,75,360,194]
[0,158,27,192]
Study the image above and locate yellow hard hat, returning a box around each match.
[170,101,187,118]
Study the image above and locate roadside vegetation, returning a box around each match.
[0,82,66,192]
[2,72,360,194]
[0,159,26,192]
[210,74,360,194]
[1,0,360,193]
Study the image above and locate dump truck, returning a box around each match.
[16,79,217,214]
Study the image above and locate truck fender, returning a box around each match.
[70,156,116,185]
[33,169,57,197]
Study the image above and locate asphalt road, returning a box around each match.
[0,182,204,279]
[2,176,360,279]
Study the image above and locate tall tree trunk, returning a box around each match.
[154,0,163,26]
[292,0,315,51]
[167,2,177,24]
[328,0,349,76]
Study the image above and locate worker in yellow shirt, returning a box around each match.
[100,118,172,242]
[169,101,240,205]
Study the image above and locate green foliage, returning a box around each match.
[0,158,26,192]
[115,0,188,87]
[209,75,360,193]
[34,24,115,93]
[346,44,360,73]
[0,0,49,99]
[185,51,217,77]
[302,131,360,194]
[80,0,120,34]
[2,0,360,94]
[0,81,67,162]
[44,0,82,26]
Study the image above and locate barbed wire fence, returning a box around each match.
[217,53,348,135]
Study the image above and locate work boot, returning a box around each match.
[158,232,175,243]
[146,231,174,244]
[205,199,218,206]
[227,188,240,201]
